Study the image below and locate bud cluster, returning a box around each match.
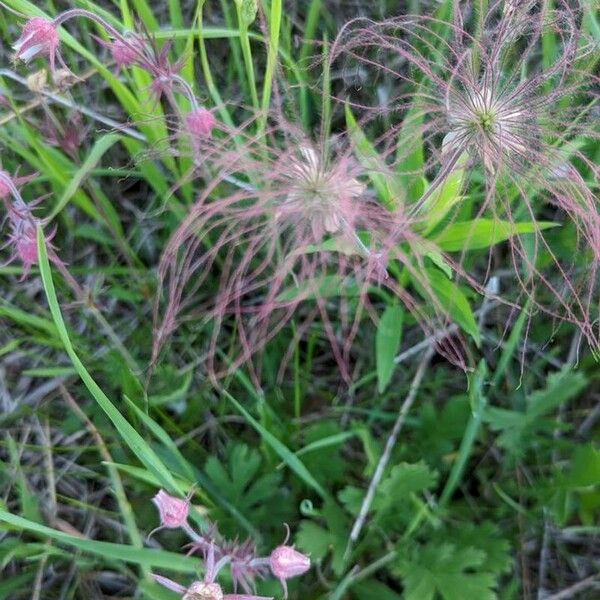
[11,11,216,139]
[150,490,310,599]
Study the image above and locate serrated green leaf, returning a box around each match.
[562,444,600,488]
[397,543,497,600]
[483,368,587,455]
[296,521,332,560]
[223,391,329,500]
[445,522,512,574]
[379,462,438,502]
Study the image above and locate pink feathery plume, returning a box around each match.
[330,0,600,352]
[152,102,472,385]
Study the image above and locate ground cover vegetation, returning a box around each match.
[0,0,599,598]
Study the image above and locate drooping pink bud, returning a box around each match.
[7,221,60,281]
[269,545,310,581]
[269,533,310,599]
[110,38,139,69]
[13,17,60,71]
[15,224,38,267]
[151,489,189,529]
[185,107,217,138]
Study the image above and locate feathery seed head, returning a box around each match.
[278,145,365,241]
[445,77,529,174]
[331,0,600,352]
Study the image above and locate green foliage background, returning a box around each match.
[0,1,599,599]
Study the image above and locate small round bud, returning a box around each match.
[111,39,139,69]
[269,545,310,580]
[269,542,310,599]
[152,489,189,529]
[185,108,217,138]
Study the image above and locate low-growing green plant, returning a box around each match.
[0,1,599,599]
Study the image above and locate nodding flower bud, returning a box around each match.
[269,533,310,599]
[185,107,216,138]
[8,219,60,281]
[183,581,223,600]
[13,17,60,70]
[152,489,189,529]
[110,38,139,69]
[14,223,38,267]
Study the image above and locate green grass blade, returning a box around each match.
[48,133,123,221]
[223,390,329,500]
[439,361,487,507]
[259,0,282,132]
[36,226,182,495]
[0,509,197,572]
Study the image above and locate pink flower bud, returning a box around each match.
[111,38,139,69]
[185,107,216,138]
[15,224,38,266]
[8,221,60,281]
[152,489,189,529]
[269,545,310,580]
[13,17,60,70]
[269,540,310,599]
[184,581,223,600]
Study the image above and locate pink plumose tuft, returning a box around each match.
[152,108,472,384]
[330,0,600,353]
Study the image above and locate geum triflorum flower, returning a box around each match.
[152,112,470,384]
[12,10,213,130]
[150,488,302,599]
[12,17,61,71]
[332,0,600,350]
[0,169,61,279]
[268,525,310,599]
